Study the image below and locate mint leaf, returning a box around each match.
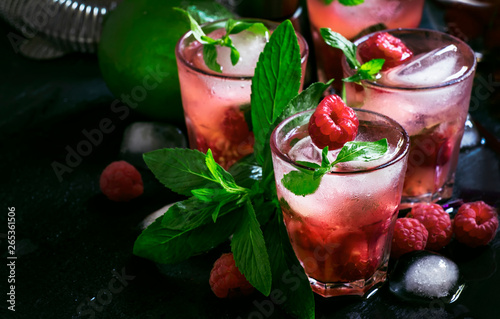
[282,138,388,196]
[343,58,384,83]
[176,8,269,73]
[251,20,302,166]
[264,211,315,319]
[144,148,220,197]
[275,80,333,125]
[231,200,272,296]
[333,138,388,164]
[320,28,359,69]
[134,204,242,264]
[205,149,245,193]
[160,197,215,231]
[320,28,385,82]
[202,44,222,72]
[339,0,365,5]
[281,170,321,196]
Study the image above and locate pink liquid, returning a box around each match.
[306,0,424,91]
[176,23,308,169]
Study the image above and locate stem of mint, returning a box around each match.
[282,138,389,196]
[175,8,268,73]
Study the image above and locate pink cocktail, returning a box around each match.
[270,109,409,297]
[306,0,424,91]
[176,19,308,169]
[342,29,477,205]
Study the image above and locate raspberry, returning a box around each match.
[391,218,429,259]
[308,94,359,150]
[453,201,499,248]
[358,32,413,71]
[407,203,453,251]
[221,107,252,144]
[99,161,143,202]
[209,253,254,298]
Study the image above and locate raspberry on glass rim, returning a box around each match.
[308,94,359,150]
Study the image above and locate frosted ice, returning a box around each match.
[404,255,459,298]
[288,136,323,164]
[383,45,467,87]
[215,29,268,75]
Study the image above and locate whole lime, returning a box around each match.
[98,0,233,123]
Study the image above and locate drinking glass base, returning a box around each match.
[309,266,388,298]
[399,179,454,210]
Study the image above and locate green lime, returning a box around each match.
[98,0,233,123]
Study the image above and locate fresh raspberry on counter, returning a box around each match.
[358,32,413,70]
[407,203,453,251]
[209,253,254,298]
[99,161,143,202]
[308,94,359,150]
[453,201,499,248]
[391,218,429,259]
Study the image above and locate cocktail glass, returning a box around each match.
[175,19,309,169]
[270,109,410,297]
[342,28,477,206]
[306,0,425,92]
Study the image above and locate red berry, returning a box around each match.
[209,253,254,298]
[99,161,143,202]
[308,94,359,150]
[407,203,453,251]
[221,107,252,144]
[391,218,429,259]
[453,201,499,248]
[358,32,413,71]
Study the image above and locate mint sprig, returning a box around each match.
[282,138,389,196]
[320,28,384,83]
[175,8,268,73]
[323,0,365,5]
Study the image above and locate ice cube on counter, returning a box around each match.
[389,251,465,304]
[383,44,468,87]
[120,122,187,168]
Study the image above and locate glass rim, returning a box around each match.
[175,18,309,80]
[270,108,410,175]
[343,28,477,91]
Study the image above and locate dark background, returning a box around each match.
[1,1,500,318]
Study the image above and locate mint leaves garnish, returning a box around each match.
[320,28,384,83]
[323,0,365,5]
[282,138,389,196]
[175,8,268,73]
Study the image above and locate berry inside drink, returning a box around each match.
[176,19,308,169]
[271,109,409,297]
[343,29,477,205]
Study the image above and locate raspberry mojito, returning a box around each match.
[270,96,409,297]
[176,18,308,169]
[342,29,477,205]
[306,0,424,92]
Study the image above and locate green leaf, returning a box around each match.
[281,170,321,196]
[203,44,222,73]
[339,0,365,5]
[320,28,359,70]
[174,8,206,44]
[333,138,388,164]
[343,58,385,83]
[227,154,262,189]
[227,19,268,37]
[231,200,272,296]
[275,81,333,125]
[160,197,215,231]
[134,205,242,264]
[204,149,244,193]
[282,139,388,196]
[263,212,315,319]
[144,148,221,197]
[251,20,302,166]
